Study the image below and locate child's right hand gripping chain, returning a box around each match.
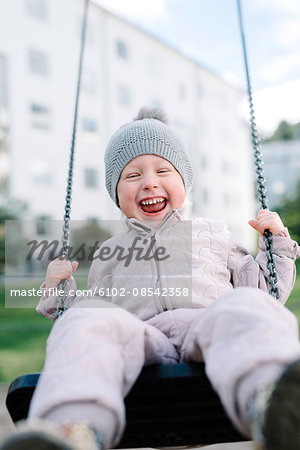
[248,209,287,236]
[46,258,78,289]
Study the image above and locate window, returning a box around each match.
[201,155,207,168]
[147,56,163,78]
[31,104,48,114]
[197,82,203,98]
[82,69,97,95]
[116,40,128,59]
[81,118,98,133]
[87,217,99,224]
[36,215,51,236]
[179,84,186,101]
[81,118,99,144]
[85,168,98,188]
[223,193,230,206]
[118,86,131,106]
[0,153,9,191]
[151,99,163,109]
[30,159,52,184]
[202,189,209,204]
[30,103,51,129]
[173,120,190,147]
[29,49,48,76]
[0,55,8,109]
[27,0,47,20]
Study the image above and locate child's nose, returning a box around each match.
[142,174,159,190]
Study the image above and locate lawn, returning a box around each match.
[284,268,300,316]
[0,284,52,382]
[0,277,88,383]
[1,266,300,383]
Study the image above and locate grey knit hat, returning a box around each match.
[104,107,194,206]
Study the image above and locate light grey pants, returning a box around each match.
[29,287,300,447]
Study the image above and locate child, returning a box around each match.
[2,107,300,450]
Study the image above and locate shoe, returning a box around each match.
[250,359,300,450]
[0,419,103,450]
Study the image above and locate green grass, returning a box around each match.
[0,270,300,383]
[0,277,88,383]
[0,285,51,382]
[285,268,300,316]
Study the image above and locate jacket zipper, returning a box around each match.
[127,214,176,312]
[151,234,167,311]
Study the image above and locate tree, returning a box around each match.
[0,199,28,274]
[265,120,300,142]
[276,180,300,244]
[0,207,18,274]
[70,220,112,269]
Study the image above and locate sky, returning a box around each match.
[94,0,300,135]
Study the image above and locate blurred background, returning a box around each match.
[0,0,299,386]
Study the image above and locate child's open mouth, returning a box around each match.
[139,197,167,215]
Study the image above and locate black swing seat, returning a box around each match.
[6,362,247,448]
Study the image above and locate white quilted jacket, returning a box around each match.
[37,210,300,320]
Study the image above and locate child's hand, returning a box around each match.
[248,209,285,236]
[46,258,78,289]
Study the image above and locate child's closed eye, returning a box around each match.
[126,173,140,178]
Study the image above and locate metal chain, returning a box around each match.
[57,0,90,317]
[237,0,279,299]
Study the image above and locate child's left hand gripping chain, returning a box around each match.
[46,258,79,289]
[248,209,285,236]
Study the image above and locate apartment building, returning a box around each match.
[0,0,256,250]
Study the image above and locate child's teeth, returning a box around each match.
[141,197,165,206]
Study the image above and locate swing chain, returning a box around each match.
[56,0,90,317]
[237,0,279,299]
[264,231,279,298]
[248,100,279,299]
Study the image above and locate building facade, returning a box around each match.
[0,0,256,250]
[261,140,300,209]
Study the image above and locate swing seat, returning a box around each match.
[6,362,247,448]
